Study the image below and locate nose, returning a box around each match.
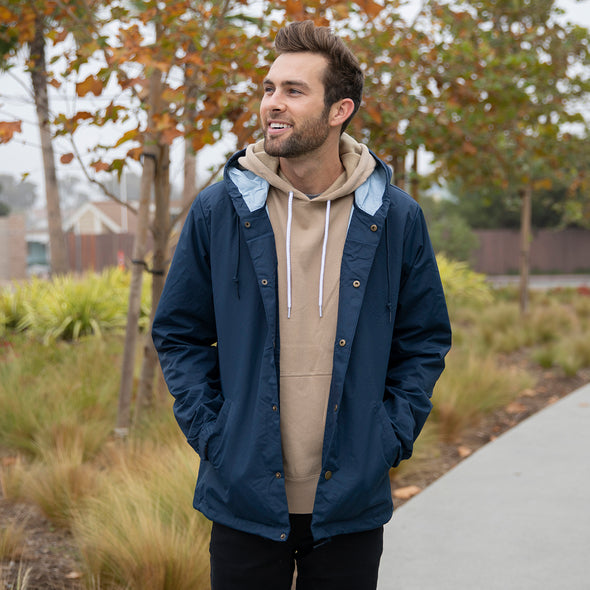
[262,90,285,113]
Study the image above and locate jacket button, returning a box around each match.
[244,221,251,228]
[338,339,346,347]
[334,404,338,412]
[325,470,333,480]
[353,280,360,288]
[370,224,378,232]
[272,404,278,412]
[275,472,282,479]
[261,279,268,286]
[280,533,287,540]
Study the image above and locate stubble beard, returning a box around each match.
[263,107,331,158]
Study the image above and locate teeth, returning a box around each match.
[270,123,290,129]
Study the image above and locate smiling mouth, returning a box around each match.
[267,122,293,134]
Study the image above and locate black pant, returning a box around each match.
[210,514,383,590]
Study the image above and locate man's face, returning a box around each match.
[260,52,332,158]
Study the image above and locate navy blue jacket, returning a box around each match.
[152,148,451,542]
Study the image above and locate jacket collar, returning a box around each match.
[224,147,391,216]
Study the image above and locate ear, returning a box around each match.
[329,98,355,128]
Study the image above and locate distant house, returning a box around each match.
[63,201,138,235]
[24,198,183,275]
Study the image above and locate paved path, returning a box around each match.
[488,275,590,289]
[379,382,590,590]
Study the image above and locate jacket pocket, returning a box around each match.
[205,399,233,469]
[374,402,401,468]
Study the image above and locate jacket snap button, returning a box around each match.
[261,279,268,286]
[325,470,333,480]
[272,404,278,412]
[353,280,360,288]
[280,533,286,540]
[338,339,346,347]
[370,224,378,232]
[244,221,251,228]
[334,404,338,412]
[275,472,282,478]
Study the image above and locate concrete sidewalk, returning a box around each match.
[379,382,590,590]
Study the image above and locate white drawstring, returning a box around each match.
[286,191,293,319]
[285,193,331,319]
[318,200,331,318]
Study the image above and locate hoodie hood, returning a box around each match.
[227,133,389,215]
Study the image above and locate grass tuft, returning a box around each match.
[431,349,535,442]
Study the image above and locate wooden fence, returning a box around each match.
[472,229,590,275]
[40,228,590,277]
[66,233,138,272]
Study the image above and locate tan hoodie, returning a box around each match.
[239,134,376,513]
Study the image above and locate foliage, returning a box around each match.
[0,200,10,216]
[0,268,151,342]
[72,443,210,590]
[436,254,493,306]
[444,178,576,229]
[0,334,120,457]
[0,333,210,590]
[420,0,590,194]
[422,196,480,261]
[431,349,534,441]
[0,174,38,212]
[2,284,590,586]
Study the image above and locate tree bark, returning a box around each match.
[115,64,162,435]
[135,143,170,416]
[410,148,419,201]
[30,15,68,275]
[393,155,405,189]
[519,184,533,314]
[115,145,156,435]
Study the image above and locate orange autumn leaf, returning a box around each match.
[127,147,143,160]
[60,153,75,164]
[0,120,22,144]
[161,126,184,145]
[91,160,110,173]
[393,485,422,500]
[76,75,103,97]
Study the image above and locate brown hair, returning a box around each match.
[274,20,364,133]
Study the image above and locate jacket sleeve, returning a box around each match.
[152,195,222,459]
[385,206,452,466]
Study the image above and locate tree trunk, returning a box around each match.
[115,145,156,436]
[519,184,533,314]
[410,148,419,201]
[135,143,170,417]
[30,15,68,275]
[183,145,197,209]
[115,62,163,435]
[393,155,405,189]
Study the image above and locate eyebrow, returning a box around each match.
[262,78,312,91]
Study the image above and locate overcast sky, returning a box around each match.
[0,0,588,200]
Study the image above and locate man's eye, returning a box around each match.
[263,87,274,94]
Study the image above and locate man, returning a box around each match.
[152,20,451,590]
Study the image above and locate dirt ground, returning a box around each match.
[1,360,589,590]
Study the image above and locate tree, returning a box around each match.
[0,0,71,274]
[45,0,278,430]
[0,174,38,211]
[417,0,590,311]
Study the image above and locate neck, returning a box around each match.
[279,135,344,195]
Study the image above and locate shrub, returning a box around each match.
[0,282,29,336]
[1,268,152,342]
[436,255,492,308]
[73,442,210,590]
[431,349,534,441]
